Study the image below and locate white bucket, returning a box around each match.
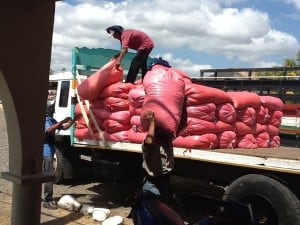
[92,208,111,222]
[102,215,123,225]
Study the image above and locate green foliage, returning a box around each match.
[256,51,300,77]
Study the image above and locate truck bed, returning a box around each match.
[215,146,300,160]
[74,138,300,174]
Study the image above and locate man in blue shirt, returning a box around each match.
[43,102,75,209]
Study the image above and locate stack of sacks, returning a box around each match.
[227,91,261,149]
[90,82,134,142]
[74,103,97,140]
[227,92,283,148]
[74,59,283,149]
[74,58,134,142]
[174,83,234,149]
[127,85,147,143]
[257,96,283,147]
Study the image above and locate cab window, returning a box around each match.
[59,81,70,107]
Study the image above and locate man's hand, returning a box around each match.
[145,110,154,122]
[61,117,72,124]
[115,58,121,69]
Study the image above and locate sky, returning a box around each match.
[51,0,300,77]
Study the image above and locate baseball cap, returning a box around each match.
[108,30,115,38]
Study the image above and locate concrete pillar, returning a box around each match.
[0,1,56,224]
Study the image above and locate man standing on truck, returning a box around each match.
[43,101,75,209]
[105,25,154,83]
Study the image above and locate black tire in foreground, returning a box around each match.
[222,174,300,225]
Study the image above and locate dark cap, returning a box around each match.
[105,25,124,36]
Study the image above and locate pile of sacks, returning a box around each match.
[57,195,124,225]
[74,59,283,150]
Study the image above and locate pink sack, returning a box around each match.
[268,110,283,127]
[173,134,218,150]
[75,103,90,117]
[103,97,129,112]
[74,128,93,140]
[100,82,134,99]
[179,118,216,136]
[141,68,185,136]
[236,107,256,126]
[128,86,145,108]
[103,120,131,133]
[267,124,280,136]
[77,58,122,100]
[130,115,143,132]
[185,83,232,105]
[237,134,257,149]
[218,131,237,149]
[187,103,216,122]
[235,121,255,136]
[103,130,129,142]
[256,106,270,124]
[128,129,147,143]
[256,132,270,148]
[215,120,234,133]
[227,91,261,109]
[255,123,268,134]
[216,103,237,123]
[260,96,284,111]
[171,68,192,84]
[129,105,142,116]
[269,135,280,147]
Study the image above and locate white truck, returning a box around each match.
[49,47,300,225]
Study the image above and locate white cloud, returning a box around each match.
[50,0,299,72]
[286,0,300,10]
[155,52,212,77]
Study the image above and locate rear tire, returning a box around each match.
[53,145,78,184]
[223,174,300,225]
[53,147,65,184]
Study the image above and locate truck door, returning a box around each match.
[53,80,72,136]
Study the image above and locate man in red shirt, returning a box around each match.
[106,25,154,83]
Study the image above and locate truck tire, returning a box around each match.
[53,148,65,184]
[53,146,77,184]
[222,174,300,225]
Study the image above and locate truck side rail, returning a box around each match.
[72,138,300,174]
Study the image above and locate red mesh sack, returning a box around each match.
[77,59,122,100]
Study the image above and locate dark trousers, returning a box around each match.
[142,173,172,204]
[43,156,54,202]
[125,48,153,83]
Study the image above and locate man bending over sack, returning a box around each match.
[106,25,154,83]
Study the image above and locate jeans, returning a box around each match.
[43,156,54,202]
[142,174,171,203]
[125,48,153,83]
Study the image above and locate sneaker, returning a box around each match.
[43,201,58,210]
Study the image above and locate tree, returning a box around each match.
[256,51,300,77]
[283,58,296,67]
[295,51,300,66]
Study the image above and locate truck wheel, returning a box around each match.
[223,174,300,225]
[53,148,65,184]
